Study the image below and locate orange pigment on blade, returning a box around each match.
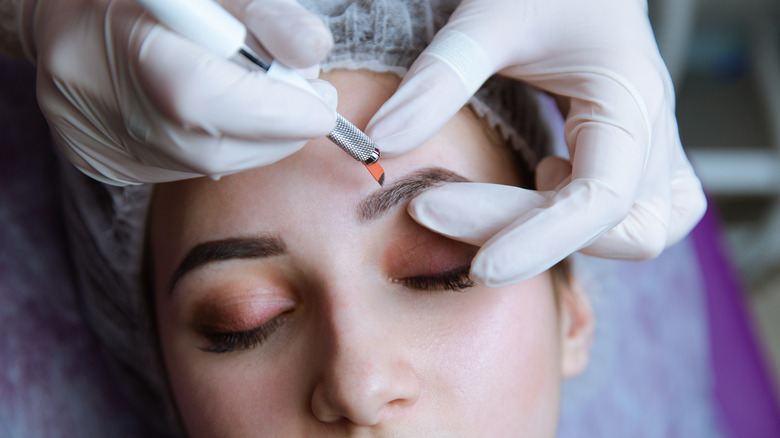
[365,162,385,186]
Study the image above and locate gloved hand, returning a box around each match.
[366,0,707,286]
[18,0,336,185]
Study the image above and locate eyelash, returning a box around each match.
[199,315,287,354]
[199,268,474,354]
[394,265,476,292]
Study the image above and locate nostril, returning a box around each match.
[310,383,382,426]
[310,360,421,426]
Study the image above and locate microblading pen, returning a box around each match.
[134,0,385,186]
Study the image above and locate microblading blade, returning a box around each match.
[365,162,385,186]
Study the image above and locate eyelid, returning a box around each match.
[199,313,289,353]
[392,265,476,292]
[192,296,295,334]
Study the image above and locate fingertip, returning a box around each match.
[243,0,333,68]
[308,79,338,111]
[296,64,322,80]
[469,251,525,288]
[406,191,441,230]
[365,61,470,155]
[367,131,427,157]
[666,173,708,245]
[270,89,336,137]
[364,106,429,156]
[468,254,494,287]
[286,22,334,67]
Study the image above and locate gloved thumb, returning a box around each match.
[366,29,494,155]
[408,183,551,246]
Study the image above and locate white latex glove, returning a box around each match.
[367,0,707,287]
[19,0,336,185]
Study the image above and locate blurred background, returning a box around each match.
[650,0,780,395]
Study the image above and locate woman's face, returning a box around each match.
[150,71,589,437]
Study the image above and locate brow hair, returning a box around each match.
[168,235,285,295]
[359,167,469,222]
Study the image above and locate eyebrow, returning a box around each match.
[168,235,285,295]
[358,167,469,222]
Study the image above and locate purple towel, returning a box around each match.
[692,204,780,437]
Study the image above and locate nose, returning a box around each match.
[310,297,420,425]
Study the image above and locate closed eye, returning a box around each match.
[199,314,288,353]
[392,265,475,292]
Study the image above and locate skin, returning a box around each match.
[149,70,593,437]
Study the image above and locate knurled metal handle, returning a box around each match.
[327,114,380,164]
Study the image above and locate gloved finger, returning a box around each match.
[577,114,672,259]
[366,29,494,155]
[665,146,707,245]
[296,64,324,80]
[579,199,670,259]
[532,142,705,262]
[134,25,336,141]
[220,0,333,69]
[577,108,704,260]
[133,129,310,178]
[55,108,309,184]
[408,183,551,247]
[59,134,202,185]
[581,166,702,261]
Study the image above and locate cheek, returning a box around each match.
[161,340,305,437]
[415,275,562,433]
